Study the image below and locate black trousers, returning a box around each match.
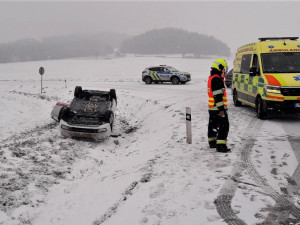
[208,110,229,145]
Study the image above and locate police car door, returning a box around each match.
[148,67,160,81]
[158,67,171,81]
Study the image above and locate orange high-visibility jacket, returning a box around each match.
[207,74,228,111]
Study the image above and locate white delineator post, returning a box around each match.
[186,107,192,144]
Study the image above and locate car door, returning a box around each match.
[238,54,252,102]
[157,67,170,81]
[248,54,261,105]
[148,67,160,81]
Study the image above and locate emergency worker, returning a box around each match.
[207,58,230,152]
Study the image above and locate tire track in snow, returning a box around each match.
[0,121,58,148]
[0,120,90,214]
[92,158,158,225]
[262,123,300,224]
[216,116,300,224]
[214,117,261,225]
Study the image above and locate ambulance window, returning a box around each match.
[240,54,252,74]
[252,54,260,75]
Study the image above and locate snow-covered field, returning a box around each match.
[0,56,300,225]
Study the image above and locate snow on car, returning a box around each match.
[51,86,117,140]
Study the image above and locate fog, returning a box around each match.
[0,1,299,55]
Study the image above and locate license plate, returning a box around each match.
[295,103,300,108]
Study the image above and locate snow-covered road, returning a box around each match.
[0,56,300,225]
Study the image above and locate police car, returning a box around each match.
[142,65,191,84]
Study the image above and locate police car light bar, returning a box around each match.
[259,37,299,41]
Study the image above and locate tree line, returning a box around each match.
[120,28,230,57]
[0,35,114,63]
[0,28,230,63]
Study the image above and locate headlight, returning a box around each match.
[265,85,281,94]
[98,128,107,133]
[61,125,70,130]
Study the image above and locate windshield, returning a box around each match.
[261,52,300,73]
[166,66,179,72]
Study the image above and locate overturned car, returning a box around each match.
[51,86,117,140]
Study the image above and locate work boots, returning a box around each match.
[216,144,231,153]
[209,141,217,148]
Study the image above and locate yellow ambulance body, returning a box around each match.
[232,37,300,119]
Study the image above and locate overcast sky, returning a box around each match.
[0,1,299,54]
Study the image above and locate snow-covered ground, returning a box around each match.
[0,56,300,225]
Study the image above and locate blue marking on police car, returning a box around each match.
[294,75,300,81]
[179,75,182,81]
[268,45,274,49]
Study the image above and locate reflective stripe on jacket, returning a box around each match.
[207,74,228,110]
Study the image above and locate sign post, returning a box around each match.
[39,67,45,94]
[186,107,192,144]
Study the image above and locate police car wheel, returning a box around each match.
[171,77,180,85]
[144,77,152,84]
[233,89,242,107]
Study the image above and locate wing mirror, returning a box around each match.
[249,67,258,76]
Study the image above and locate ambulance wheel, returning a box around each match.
[256,97,267,119]
[233,89,242,107]
[171,77,180,85]
[144,77,152,84]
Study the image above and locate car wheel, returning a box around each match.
[58,107,69,121]
[106,111,114,130]
[109,113,114,131]
[171,77,180,85]
[74,86,82,98]
[110,89,117,104]
[233,89,242,107]
[144,77,152,84]
[256,97,267,119]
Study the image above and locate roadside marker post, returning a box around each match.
[39,67,45,94]
[186,107,192,144]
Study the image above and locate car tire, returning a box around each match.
[256,97,267,119]
[58,107,69,121]
[233,89,242,107]
[74,86,82,98]
[110,89,117,104]
[144,77,152,84]
[106,111,114,130]
[171,76,180,85]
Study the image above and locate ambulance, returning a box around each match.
[232,37,300,119]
